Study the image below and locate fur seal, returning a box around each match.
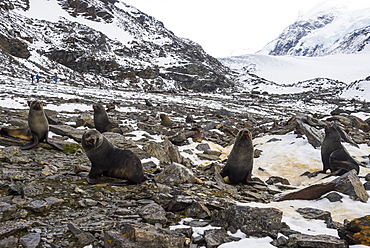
[321,124,359,175]
[220,129,256,184]
[93,103,121,133]
[160,114,172,127]
[81,129,145,184]
[20,101,64,150]
[1,126,32,140]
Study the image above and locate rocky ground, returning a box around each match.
[1,81,370,247]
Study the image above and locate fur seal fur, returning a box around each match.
[20,101,64,150]
[1,127,32,140]
[81,129,145,184]
[220,129,256,184]
[160,114,172,127]
[321,124,359,175]
[93,103,121,133]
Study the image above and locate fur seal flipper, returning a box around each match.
[321,124,359,175]
[0,127,32,140]
[220,129,255,184]
[20,101,64,151]
[82,129,145,184]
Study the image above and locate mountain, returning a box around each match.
[0,0,233,92]
[258,0,370,56]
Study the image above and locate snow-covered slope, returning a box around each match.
[0,0,233,91]
[258,0,370,56]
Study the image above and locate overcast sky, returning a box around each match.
[123,0,326,57]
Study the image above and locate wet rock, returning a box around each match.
[213,205,283,239]
[338,215,370,245]
[19,233,41,248]
[286,233,347,247]
[204,228,227,248]
[117,222,186,247]
[364,181,370,190]
[138,203,167,225]
[333,169,369,202]
[154,163,197,186]
[266,176,290,185]
[167,131,189,146]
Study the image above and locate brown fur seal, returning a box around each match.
[160,114,172,127]
[20,101,64,150]
[321,124,359,175]
[93,103,121,133]
[220,129,256,184]
[1,127,32,140]
[81,129,145,184]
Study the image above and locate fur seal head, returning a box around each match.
[81,129,104,151]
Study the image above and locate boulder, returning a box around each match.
[333,170,369,202]
[138,203,168,225]
[338,215,370,245]
[154,163,197,186]
[286,233,347,247]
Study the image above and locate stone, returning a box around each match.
[338,215,370,245]
[24,200,49,213]
[22,182,44,197]
[324,192,343,202]
[138,203,168,225]
[286,233,347,247]
[204,228,227,248]
[67,223,96,245]
[333,169,369,202]
[19,233,41,248]
[0,202,17,221]
[0,236,18,248]
[0,220,34,237]
[143,139,182,164]
[119,222,186,248]
[184,201,211,219]
[49,125,85,142]
[266,176,290,185]
[296,208,332,225]
[213,205,283,239]
[154,163,197,186]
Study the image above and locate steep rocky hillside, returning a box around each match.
[0,0,233,91]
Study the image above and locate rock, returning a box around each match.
[195,143,211,152]
[338,215,370,245]
[286,233,347,247]
[295,117,324,148]
[296,208,333,227]
[0,147,21,162]
[24,200,49,213]
[184,201,211,219]
[204,228,227,248]
[19,233,41,248]
[277,182,336,201]
[22,182,44,197]
[0,236,18,248]
[138,203,168,225]
[0,220,35,237]
[67,223,96,245]
[324,192,343,202]
[75,111,94,128]
[143,139,182,164]
[333,169,369,202]
[213,205,283,239]
[104,231,134,248]
[0,202,17,221]
[266,176,290,185]
[167,131,189,146]
[118,222,186,247]
[154,163,197,186]
[49,124,85,142]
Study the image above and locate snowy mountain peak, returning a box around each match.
[259,0,370,56]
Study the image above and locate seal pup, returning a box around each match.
[20,101,64,150]
[220,129,256,184]
[93,103,121,133]
[160,114,172,127]
[321,124,359,175]
[81,129,145,184]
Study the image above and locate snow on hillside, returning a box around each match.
[258,0,370,56]
[221,51,370,86]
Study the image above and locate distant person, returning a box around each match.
[36,74,40,83]
[53,77,58,83]
[31,75,34,83]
